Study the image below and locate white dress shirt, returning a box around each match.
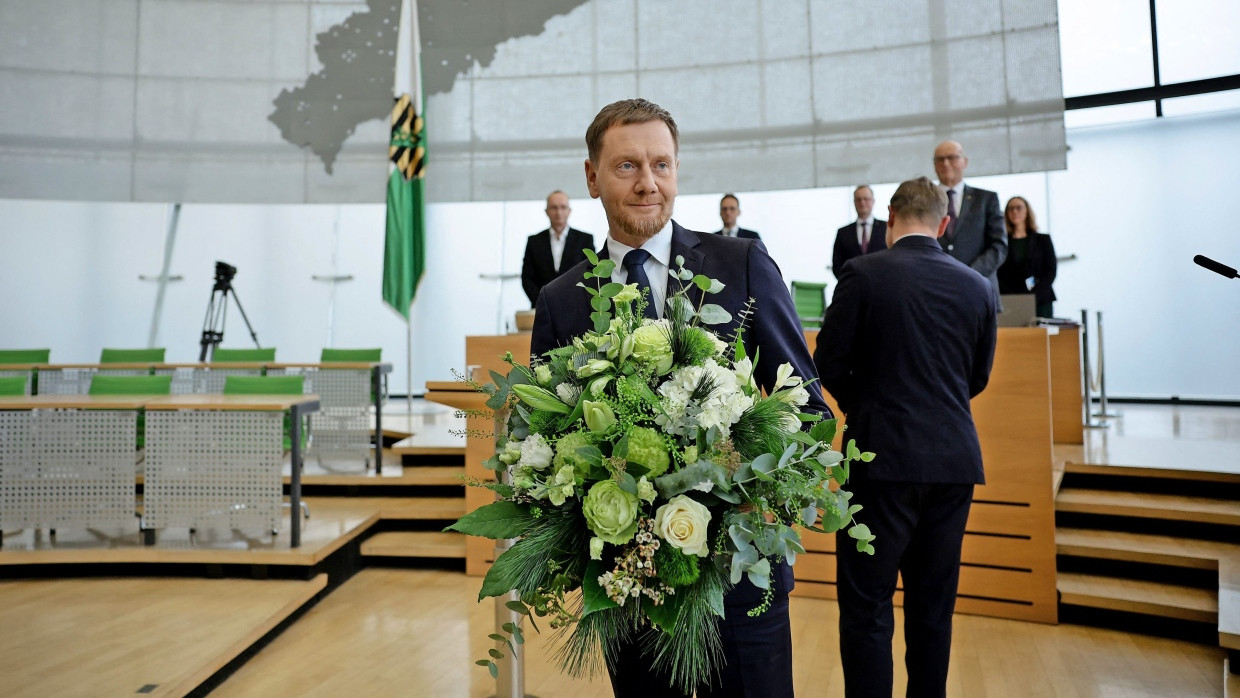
[605,221,674,318]
[720,226,739,237]
[549,225,569,272]
[856,216,875,247]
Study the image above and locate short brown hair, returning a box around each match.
[890,176,947,228]
[721,193,739,207]
[1005,196,1039,234]
[585,99,679,164]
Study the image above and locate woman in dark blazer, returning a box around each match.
[997,196,1057,317]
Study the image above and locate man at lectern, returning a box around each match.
[520,190,595,306]
[814,176,997,698]
[532,98,829,698]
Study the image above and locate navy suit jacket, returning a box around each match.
[532,221,831,604]
[814,235,997,484]
[832,219,888,278]
[942,185,1007,303]
[713,227,761,240]
[521,227,595,305]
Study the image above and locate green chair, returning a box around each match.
[0,349,51,364]
[320,348,382,362]
[211,347,276,363]
[0,376,28,396]
[100,348,166,364]
[89,374,173,449]
[791,281,828,330]
[223,375,310,519]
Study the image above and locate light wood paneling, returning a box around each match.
[1048,327,1084,444]
[362,532,466,558]
[1056,488,1240,526]
[0,573,325,698]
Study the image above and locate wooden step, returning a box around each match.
[376,497,466,520]
[1058,571,1218,623]
[1056,488,1240,526]
[362,531,466,558]
[1063,462,1240,486]
[1056,528,1240,570]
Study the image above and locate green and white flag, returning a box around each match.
[382,0,426,320]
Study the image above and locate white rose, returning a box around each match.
[519,433,554,470]
[653,495,712,557]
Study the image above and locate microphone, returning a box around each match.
[1193,254,1238,279]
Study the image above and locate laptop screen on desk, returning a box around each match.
[997,294,1037,327]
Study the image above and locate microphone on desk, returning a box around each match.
[1193,254,1238,280]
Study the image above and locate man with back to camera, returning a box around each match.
[813,176,998,698]
[832,185,888,277]
[521,190,595,306]
[715,193,761,239]
[933,140,1007,303]
[531,98,828,698]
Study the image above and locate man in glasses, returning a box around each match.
[933,141,1007,304]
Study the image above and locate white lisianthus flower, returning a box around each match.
[653,495,712,557]
[655,359,753,436]
[636,476,656,503]
[497,439,523,465]
[775,362,798,388]
[534,364,553,386]
[589,537,605,560]
[555,382,581,405]
[732,356,758,393]
[546,465,577,506]
[519,433,554,470]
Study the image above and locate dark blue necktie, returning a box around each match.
[623,248,658,319]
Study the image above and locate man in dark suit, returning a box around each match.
[715,193,761,239]
[532,98,828,698]
[520,190,595,305]
[813,176,997,698]
[832,184,888,277]
[933,140,1007,303]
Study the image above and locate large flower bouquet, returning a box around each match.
[448,251,875,692]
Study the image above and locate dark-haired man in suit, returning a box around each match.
[520,190,595,305]
[934,140,1007,304]
[832,185,887,277]
[814,176,997,698]
[532,98,827,698]
[715,193,761,239]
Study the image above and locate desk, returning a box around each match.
[0,395,148,542]
[0,394,319,548]
[6,362,392,473]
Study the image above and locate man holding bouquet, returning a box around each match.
[531,98,829,698]
[814,176,997,698]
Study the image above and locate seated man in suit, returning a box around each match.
[532,97,828,698]
[934,140,1007,303]
[715,193,761,239]
[814,176,997,698]
[832,184,887,277]
[520,190,595,305]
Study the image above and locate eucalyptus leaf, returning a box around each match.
[599,282,624,298]
[745,558,771,589]
[692,274,713,292]
[698,304,732,325]
[707,279,725,294]
[591,310,610,334]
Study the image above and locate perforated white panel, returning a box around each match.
[0,409,136,531]
[278,367,372,464]
[156,367,199,394]
[144,410,283,533]
[37,368,94,395]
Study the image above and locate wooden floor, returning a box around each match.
[209,568,1227,697]
[0,573,325,698]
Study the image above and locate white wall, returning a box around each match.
[2,109,1238,399]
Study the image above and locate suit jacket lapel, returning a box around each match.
[957,186,975,227]
[669,221,706,306]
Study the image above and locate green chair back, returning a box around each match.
[211,347,276,363]
[88,374,171,450]
[100,348,166,364]
[0,349,51,364]
[320,348,381,362]
[224,375,307,451]
[0,376,28,396]
[791,281,828,330]
[223,375,305,395]
[88,375,173,395]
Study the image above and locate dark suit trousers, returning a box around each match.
[607,589,793,698]
[835,478,974,698]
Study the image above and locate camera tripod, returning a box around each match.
[198,261,261,361]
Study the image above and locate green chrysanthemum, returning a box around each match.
[626,426,671,477]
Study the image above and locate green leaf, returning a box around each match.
[487,661,499,679]
[595,259,616,277]
[750,452,778,480]
[511,383,572,414]
[581,560,619,616]
[692,274,713,292]
[745,557,771,589]
[860,451,876,462]
[591,310,610,334]
[800,506,818,528]
[705,584,726,618]
[707,279,725,294]
[599,282,624,298]
[512,626,525,644]
[644,591,684,635]
[489,648,504,659]
[488,633,505,642]
[445,501,532,540]
[505,600,530,615]
[809,418,838,444]
[698,304,732,325]
[479,549,525,599]
[584,248,599,265]
[591,294,611,312]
